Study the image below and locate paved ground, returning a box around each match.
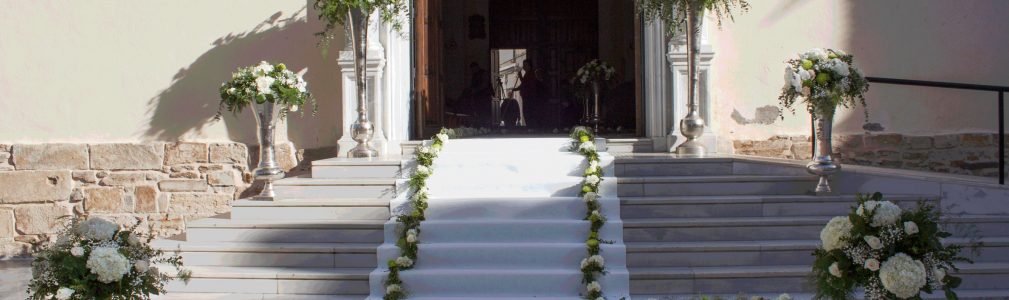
[0,259,30,300]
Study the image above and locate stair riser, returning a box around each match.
[395,244,626,269]
[312,165,402,179]
[417,222,624,243]
[630,276,807,294]
[166,278,369,295]
[171,251,376,268]
[627,245,1009,268]
[425,198,619,221]
[369,271,630,298]
[231,206,391,221]
[619,181,816,197]
[186,228,384,243]
[621,199,928,219]
[275,185,398,200]
[624,225,823,242]
[615,162,733,177]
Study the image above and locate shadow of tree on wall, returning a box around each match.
[141,4,346,151]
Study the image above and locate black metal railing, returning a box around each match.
[862,77,1008,185]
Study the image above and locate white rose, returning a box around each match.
[583,192,599,203]
[55,287,74,300]
[586,281,602,293]
[579,141,596,152]
[290,105,299,112]
[820,216,854,251]
[879,253,927,299]
[864,235,884,250]
[584,175,601,185]
[580,258,589,269]
[416,165,431,175]
[933,267,946,282]
[828,262,843,277]
[904,221,919,235]
[396,256,414,268]
[70,246,85,257]
[789,71,803,91]
[386,283,402,294]
[406,232,418,243]
[591,210,602,218]
[255,76,276,95]
[436,133,449,142]
[254,61,274,75]
[588,255,604,267]
[134,260,150,273]
[86,246,131,283]
[864,258,880,271]
[418,146,431,154]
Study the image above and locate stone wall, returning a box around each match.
[0,141,300,258]
[733,133,1008,178]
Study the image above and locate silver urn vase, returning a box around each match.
[807,108,840,195]
[252,101,285,200]
[589,81,602,133]
[674,3,707,157]
[346,8,378,158]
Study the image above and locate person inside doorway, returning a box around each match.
[515,60,544,130]
[461,62,493,127]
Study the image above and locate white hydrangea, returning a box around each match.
[803,48,829,61]
[588,255,605,267]
[904,221,919,235]
[777,294,792,300]
[76,218,119,241]
[586,281,602,293]
[579,141,596,152]
[395,256,414,268]
[254,61,274,75]
[879,253,927,299]
[436,133,449,142]
[417,146,431,154]
[55,287,74,300]
[587,160,599,173]
[583,192,599,203]
[406,229,418,243]
[70,246,85,257]
[864,235,883,250]
[820,216,854,251]
[386,283,402,294]
[584,175,601,186]
[416,165,431,176]
[134,260,150,273]
[865,258,881,271]
[829,58,850,77]
[865,201,902,227]
[86,247,131,283]
[254,76,276,95]
[828,262,843,277]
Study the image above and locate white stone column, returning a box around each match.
[380,20,412,156]
[666,19,722,154]
[642,19,674,152]
[337,18,388,157]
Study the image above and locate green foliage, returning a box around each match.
[778,49,869,119]
[217,61,316,121]
[314,0,409,51]
[635,0,750,38]
[26,217,190,300]
[569,126,612,300]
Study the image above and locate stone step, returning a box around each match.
[155,293,365,300]
[185,218,385,243]
[230,199,390,221]
[367,267,630,298]
[273,177,400,200]
[620,194,935,219]
[377,242,626,269]
[164,266,370,295]
[629,263,1009,295]
[311,158,404,179]
[440,138,576,154]
[622,215,1009,243]
[424,196,619,220]
[605,138,653,154]
[432,153,605,178]
[427,175,613,198]
[412,219,624,244]
[617,175,817,197]
[631,289,1009,300]
[614,156,735,177]
[625,237,1009,268]
[152,240,378,268]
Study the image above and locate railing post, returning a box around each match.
[1000,91,1005,185]
[811,115,816,158]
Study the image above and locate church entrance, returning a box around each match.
[413,0,641,138]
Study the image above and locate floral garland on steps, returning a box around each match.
[384,128,451,300]
[570,126,610,300]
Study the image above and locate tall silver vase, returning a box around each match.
[346,8,378,158]
[807,108,840,195]
[252,101,285,200]
[589,81,602,133]
[675,4,707,156]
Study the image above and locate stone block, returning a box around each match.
[170,171,201,179]
[169,193,232,217]
[99,172,154,186]
[0,152,9,162]
[865,134,903,150]
[207,170,236,186]
[906,136,933,150]
[210,143,249,166]
[134,185,159,213]
[72,171,98,184]
[0,171,73,204]
[165,142,209,165]
[934,134,959,149]
[12,144,89,170]
[90,144,164,170]
[14,204,71,235]
[959,133,993,147]
[0,144,9,153]
[159,179,209,192]
[0,209,14,239]
[84,187,127,213]
[832,135,863,150]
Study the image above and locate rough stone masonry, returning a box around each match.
[0,141,300,258]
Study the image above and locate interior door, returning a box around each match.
[414,0,444,138]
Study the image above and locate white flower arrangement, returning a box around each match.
[573,60,616,85]
[812,193,976,300]
[586,281,602,293]
[27,216,190,299]
[217,61,314,120]
[570,126,611,300]
[583,192,599,203]
[778,48,868,118]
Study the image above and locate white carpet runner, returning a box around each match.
[368,138,630,299]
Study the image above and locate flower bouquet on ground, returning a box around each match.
[778,48,868,117]
[26,217,190,300]
[216,61,315,120]
[813,192,977,300]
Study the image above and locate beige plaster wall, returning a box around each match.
[709,0,1009,141]
[0,1,346,149]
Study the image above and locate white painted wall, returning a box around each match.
[708,0,1009,140]
[0,1,346,149]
